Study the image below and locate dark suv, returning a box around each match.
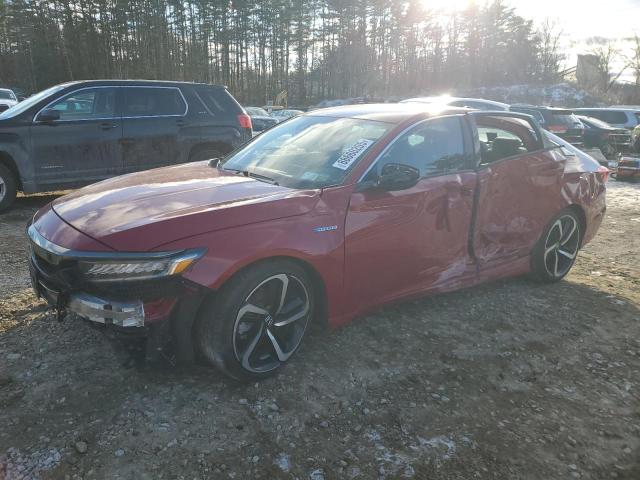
[0,80,252,211]
[509,105,584,146]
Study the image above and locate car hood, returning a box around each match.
[52,162,320,251]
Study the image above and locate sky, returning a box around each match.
[427,0,640,82]
[516,0,640,81]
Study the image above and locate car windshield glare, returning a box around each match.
[219,115,392,189]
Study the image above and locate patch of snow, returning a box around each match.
[1,447,61,480]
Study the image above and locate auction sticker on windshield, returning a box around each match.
[332,139,374,170]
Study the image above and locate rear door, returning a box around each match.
[30,86,122,186]
[344,116,478,308]
[121,86,188,172]
[470,113,565,270]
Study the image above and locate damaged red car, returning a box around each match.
[27,104,607,380]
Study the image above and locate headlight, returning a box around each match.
[78,249,205,282]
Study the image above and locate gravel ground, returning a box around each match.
[0,182,639,480]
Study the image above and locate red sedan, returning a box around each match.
[27,104,607,380]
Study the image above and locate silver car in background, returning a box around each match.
[0,88,18,112]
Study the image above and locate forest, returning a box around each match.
[0,0,564,105]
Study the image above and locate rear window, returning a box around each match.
[195,87,241,116]
[123,87,186,117]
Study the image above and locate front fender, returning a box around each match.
[154,192,350,323]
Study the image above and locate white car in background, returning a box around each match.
[270,108,304,122]
[0,88,18,112]
[400,96,509,111]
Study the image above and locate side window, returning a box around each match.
[477,116,537,164]
[46,88,116,120]
[603,111,627,124]
[372,116,467,178]
[195,87,236,116]
[123,87,186,117]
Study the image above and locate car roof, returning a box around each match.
[305,103,470,124]
[59,79,227,89]
[511,105,575,114]
[575,107,640,112]
[402,96,508,107]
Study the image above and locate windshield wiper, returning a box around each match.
[220,167,278,185]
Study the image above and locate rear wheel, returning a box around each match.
[194,260,315,381]
[0,163,17,213]
[531,210,582,283]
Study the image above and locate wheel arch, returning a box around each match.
[0,150,21,190]
[200,255,329,330]
[565,203,587,246]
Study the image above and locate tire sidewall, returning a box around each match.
[195,260,315,382]
[0,164,17,213]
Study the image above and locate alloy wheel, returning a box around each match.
[232,274,311,373]
[543,214,580,278]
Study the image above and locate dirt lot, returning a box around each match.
[1,181,639,480]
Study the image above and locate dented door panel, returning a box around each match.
[473,151,567,268]
[344,171,477,310]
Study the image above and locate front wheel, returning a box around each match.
[531,210,582,283]
[194,260,315,381]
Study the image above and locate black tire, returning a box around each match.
[194,259,315,381]
[530,209,582,283]
[189,148,222,163]
[0,163,17,213]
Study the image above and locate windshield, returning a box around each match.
[0,90,16,100]
[580,116,613,129]
[0,84,67,119]
[246,107,269,116]
[551,111,581,127]
[219,115,392,189]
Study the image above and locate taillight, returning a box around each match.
[548,125,567,133]
[237,113,252,130]
[597,165,610,183]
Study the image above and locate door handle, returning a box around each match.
[100,122,118,130]
[120,138,135,145]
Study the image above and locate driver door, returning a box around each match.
[344,116,478,311]
[30,87,122,186]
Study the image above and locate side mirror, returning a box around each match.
[377,163,420,191]
[37,108,61,123]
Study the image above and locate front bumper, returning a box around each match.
[27,223,186,328]
[31,265,147,327]
[69,293,145,327]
